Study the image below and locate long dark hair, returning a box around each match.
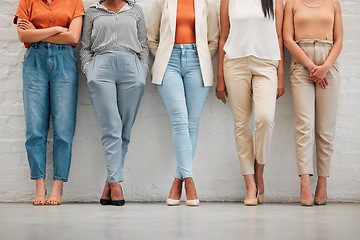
[261,0,274,19]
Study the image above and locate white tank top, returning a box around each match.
[224,0,281,60]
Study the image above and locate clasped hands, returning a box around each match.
[309,64,331,89]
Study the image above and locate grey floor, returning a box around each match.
[1,202,359,240]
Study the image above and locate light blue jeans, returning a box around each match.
[22,42,78,182]
[157,44,209,179]
[85,50,146,183]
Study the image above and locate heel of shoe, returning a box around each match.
[186,199,199,207]
[167,198,180,206]
[257,192,264,204]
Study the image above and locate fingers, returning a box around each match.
[216,89,227,104]
[276,87,285,99]
[323,77,328,86]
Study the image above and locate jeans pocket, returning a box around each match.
[135,57,147,84]
[62,47,78,66]
[23,47,34,64]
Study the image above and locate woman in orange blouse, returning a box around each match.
[14,0,84,205]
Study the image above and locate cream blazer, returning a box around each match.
[147,0,219,87]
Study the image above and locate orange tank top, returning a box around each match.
[174,0,196,44]
[293,0,335,41]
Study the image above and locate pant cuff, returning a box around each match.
[31,175,46,180]
[53,176,68,182]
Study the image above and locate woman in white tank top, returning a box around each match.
[216,0,284,206]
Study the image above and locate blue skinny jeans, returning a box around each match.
[157,44,209,179]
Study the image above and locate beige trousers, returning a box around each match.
[290,39,340,177]
[224,56,278,175]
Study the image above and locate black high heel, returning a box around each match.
[111,184,125,206]
[100,190,112,205]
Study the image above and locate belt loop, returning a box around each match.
[33,42,38,49]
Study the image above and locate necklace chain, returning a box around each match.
[302,0,325,7]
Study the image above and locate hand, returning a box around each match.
[17,19,36,30]
[276,78,285,99]
[216,76,228,104]
[310,65,330,88]
[54,26,68,34]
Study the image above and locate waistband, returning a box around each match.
[173,44,197,50]
[296,39,333,46]
[29,42,74,49]
[93,49,137,57]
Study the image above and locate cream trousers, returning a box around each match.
[224,56,278,175]
[290,39,340,177]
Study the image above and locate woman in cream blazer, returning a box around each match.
[148,0,219,206]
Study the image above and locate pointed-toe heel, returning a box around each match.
[244,185,258,206]
[111,199,125,206]
[167,198,180,206]
[257,192,264,204]
[186,199,199,207]
[100,198,112,205]
[301,200,314,206]
[314,199,327,205]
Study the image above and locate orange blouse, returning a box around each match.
[174,0,196,44]
[14,0,85,48]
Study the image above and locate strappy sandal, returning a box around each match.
[46,195,62,205]
[32,195,46,206]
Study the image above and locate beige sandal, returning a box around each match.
[32,195,46,206]
[46,195,62,205]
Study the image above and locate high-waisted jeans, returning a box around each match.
[290,39,340,177]
[22,42,78,181]
[156,44,209,179]
[85,50,146,183]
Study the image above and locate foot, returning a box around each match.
[184,177,198,201]
[254,161,264,195]
[47,180,63,205]
[244,175,257,200]
[300,175,313,206]
[315,177,327,203]
[168,178,183,200]
[110,182,124,201]
[33,178,46,205]
[101,182,111,200]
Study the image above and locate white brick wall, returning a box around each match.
[0,0,359,203]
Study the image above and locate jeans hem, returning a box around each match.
[53,176,68,182]
[31,175,46,180]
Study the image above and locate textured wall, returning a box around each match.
[0,0,359,203]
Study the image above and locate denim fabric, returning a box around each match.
[156,44,209,179]
[22,42,78,181]
[85,50,146,183]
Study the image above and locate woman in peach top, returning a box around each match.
[14,0,84,205]
[283,0,343,206]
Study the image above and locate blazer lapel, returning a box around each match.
[194,0,204,43]
[168,0,178,41]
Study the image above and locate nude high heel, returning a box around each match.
[244,185,258,206]
[167,198,180,206]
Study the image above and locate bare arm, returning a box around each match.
[310,0,343,81]
[43,16,83,45]
[275,0,285,99]
[283,0,327,88]
[16,18,65,43]
[215,0,230,104]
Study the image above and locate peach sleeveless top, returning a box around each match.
[293,0,336,41]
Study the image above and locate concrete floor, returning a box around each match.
[0,203,359,240]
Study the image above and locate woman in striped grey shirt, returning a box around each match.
[80,0,149,206]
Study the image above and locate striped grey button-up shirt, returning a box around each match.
[80,0,150,73]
